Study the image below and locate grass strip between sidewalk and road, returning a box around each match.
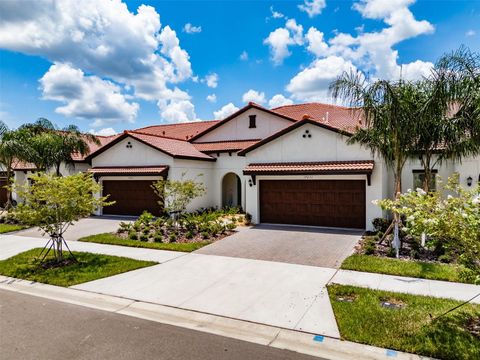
[78,233,211,252]
[341,254,473,283]
[328,284,480,360]
[0,248,156,287]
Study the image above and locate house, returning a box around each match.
[11,102,480,230]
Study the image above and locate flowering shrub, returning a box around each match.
[378,174,480,280]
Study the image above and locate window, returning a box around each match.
[249,115,256,128]
[413,170,437,191]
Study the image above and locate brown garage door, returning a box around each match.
[102,180,162,216]
[260,180,366,229]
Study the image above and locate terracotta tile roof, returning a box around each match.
[193,139,261,153]
[271,103,363,133]
[12,160,37,171]
[134,120,220,141]
[243,160,375,175]
[124,131,214,161]
[71,134,120,161]
[88,166,169,176]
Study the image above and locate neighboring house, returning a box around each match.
[11,102,480,230]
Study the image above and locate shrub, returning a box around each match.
[410,249,420,259]
[245,213,252,225]
[438,254,453,263]
[140,234,148,242]
[153,234,163,243]
[386,247,396,258]
[129,231,138,240]
[226,222,236,231]
[142,227,150,235]
[363,237,376,255]
[185,231,194,239]
[201,231,210,239]
[118,222,131,233]
[372,217,390,233]
[138,211,154,225]
[169,233,177,243]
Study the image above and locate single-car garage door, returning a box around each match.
[260,180,365,229]
[102,180,162,216]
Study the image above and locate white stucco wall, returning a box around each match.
[243,123,386,230]
[92,137,174,167]
[195,108,293,142]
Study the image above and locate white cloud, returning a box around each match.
[202,73,219,88]
[206,94,217,103]
[89,127,117,136]
[213,103,239,119]
[240,51,249,61]
[306,27,329,57]
[158,99,197,123]
[268,94,294,108]
[183,23,202,34]
[264,19,304,65]
[40,63,139,127]
[286,56,357,101]
[298,0,327,18]
[270,6,284,19]
[242,89,266,104]
[465,30,476,37]
[0,0,195,124]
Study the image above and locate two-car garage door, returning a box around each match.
[260,180,366,229]
[102,180,162,216]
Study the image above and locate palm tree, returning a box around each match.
[0,121,25,208]
[18,119,100,176]
[329,71,418,256]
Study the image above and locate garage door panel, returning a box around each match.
[260,180,365,229]
[102,180,162,216]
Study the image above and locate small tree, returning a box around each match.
[13,173,112,263]
[152,174,206,219]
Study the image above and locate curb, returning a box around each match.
[0,275,431,360]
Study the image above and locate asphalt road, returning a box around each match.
[0,290,324,360]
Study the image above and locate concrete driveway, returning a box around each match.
[196,225,362,268]
[14,216,134,241]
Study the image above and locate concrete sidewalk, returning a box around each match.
[331,269,480,303]
[0,234,184,263]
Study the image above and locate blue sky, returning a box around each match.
[0,0,479,135]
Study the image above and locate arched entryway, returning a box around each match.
[222,173,241,208]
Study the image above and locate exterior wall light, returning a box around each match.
[248,178,253,187]
[467,176,473,187]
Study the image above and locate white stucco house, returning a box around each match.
[10,102,480,230]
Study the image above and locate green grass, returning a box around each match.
[341,254,471,283]
[328,284,480,360]
[0,224,26,233]
[0,248,156,287]
[78,233,211,252]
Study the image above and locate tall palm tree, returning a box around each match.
[329,72,418,256]
[0,121,25,208]
[18,119,100,176]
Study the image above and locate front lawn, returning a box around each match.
[328,284,480,360]
[0,223,26,233]
[341,254,473,283]
[79,233,211,252]
[0,248,156,287]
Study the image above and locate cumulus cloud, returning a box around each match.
[286,56,357,101]
[0,0,195,124]
[240,51,249,61]
[270,6,284,19]
[202,73,219,88]
[206,94,217,103]
[306,27,329,57]
[264,19,304,65]
[89,127,117,136]
[268,94,294,108]
[183,23,202,34]
[40,63,139,126]
[298,0,327,18]
[213,103,239,119]
[242,89,266,104]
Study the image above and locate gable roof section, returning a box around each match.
[134,120,220,140]
[85,131,215,162]
[237,118,352,156]
[188,102,297,142]
[271,103,363,133]
[71,134,120,161]
[193,139,260,153]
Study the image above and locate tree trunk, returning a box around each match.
[4,166,12,210]
[392,169,402,258]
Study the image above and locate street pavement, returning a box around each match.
[0,289,323,360]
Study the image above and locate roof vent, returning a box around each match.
[162,131,166,135]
